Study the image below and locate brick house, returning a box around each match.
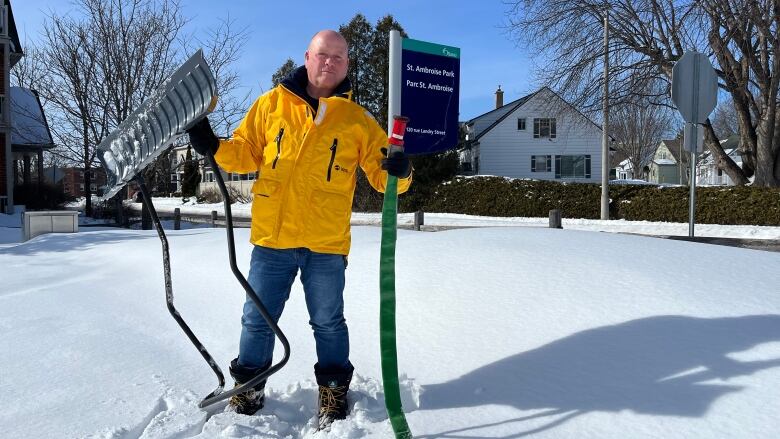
[45,167,107,198]
[0,0,23,213]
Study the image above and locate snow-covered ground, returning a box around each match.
[2,211,780,438]
[121,197,780,240]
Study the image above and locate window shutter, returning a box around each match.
[550,119,557,138]
[531,155,536,172]
[534,118,540,138]
[546,155,552,172]
[555,155,561,179]
[585,155,592,178]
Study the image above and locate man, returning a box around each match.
[186,30,412,429]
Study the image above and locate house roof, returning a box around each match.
[466,86,612,143]
[4,0,24,59]
[10,87,55,150]
[659,138,689,165]
[466,89,541,141]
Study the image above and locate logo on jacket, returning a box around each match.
[334,164,350,174]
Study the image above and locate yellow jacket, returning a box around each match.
[215,68,411,255]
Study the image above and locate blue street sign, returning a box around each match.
[400,38,460,155]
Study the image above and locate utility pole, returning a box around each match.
[600,7,610,220]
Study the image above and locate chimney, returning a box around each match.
[495,86,504,109]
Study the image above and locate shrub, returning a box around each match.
[408,176,780,226]
[13,182,76,210]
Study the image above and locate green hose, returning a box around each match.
[379,174,413,438]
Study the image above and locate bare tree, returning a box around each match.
[29,0,248,214]
[703,0,780,186]
[191,16,251,136]
[37,14,107,215]
[10,41,46,92]
[611,96,674,179]
[711,100,739,139]
[505,0,780,186]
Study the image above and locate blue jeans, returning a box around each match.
[238,246,350,373]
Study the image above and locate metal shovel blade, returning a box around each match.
[98,49,218,200]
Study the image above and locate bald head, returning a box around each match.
[304,30,349,99]
[308,30,348,52]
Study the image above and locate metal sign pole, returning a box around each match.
[600,11,610,220]
[388,30,401,130]
[687,124,697,237]
[687,56,701,238]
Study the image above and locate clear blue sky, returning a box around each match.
[12,0,538,121]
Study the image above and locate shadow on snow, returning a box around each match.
[419,314,780,438]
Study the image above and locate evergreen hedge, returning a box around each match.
[392,176,780,226]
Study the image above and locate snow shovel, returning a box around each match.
[97,50,290,409]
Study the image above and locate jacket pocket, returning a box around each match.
[305,188,351,247]
[251,178,282,239]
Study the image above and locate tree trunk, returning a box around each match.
[703,122,748,185]
[84,138,92,217]
[753,113,780,187]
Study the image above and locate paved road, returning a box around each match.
[663,236,780,253]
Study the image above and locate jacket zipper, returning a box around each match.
[327,138,338,181]
[272,127,285,169]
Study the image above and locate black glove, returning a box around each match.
[186,117,219,156]
[381,147,412,178]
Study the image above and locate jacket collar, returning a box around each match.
[280,66,353,105]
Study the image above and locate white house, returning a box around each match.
[615,158,636,180]
[460,86,605,182]
[696,134,743,186]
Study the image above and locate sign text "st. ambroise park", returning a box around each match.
[400,38,460,155]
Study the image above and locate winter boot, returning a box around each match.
[227,358,267,415]
[315,363,353,430]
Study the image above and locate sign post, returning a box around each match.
[381,30,460,439]
[671,50,718,237]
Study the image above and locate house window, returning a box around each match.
[533,118,556,139]
[171,174,178,183]
[531,155,552,172]
[517,118,526,131]
[555,155,591,179]
[79,183,85,191]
